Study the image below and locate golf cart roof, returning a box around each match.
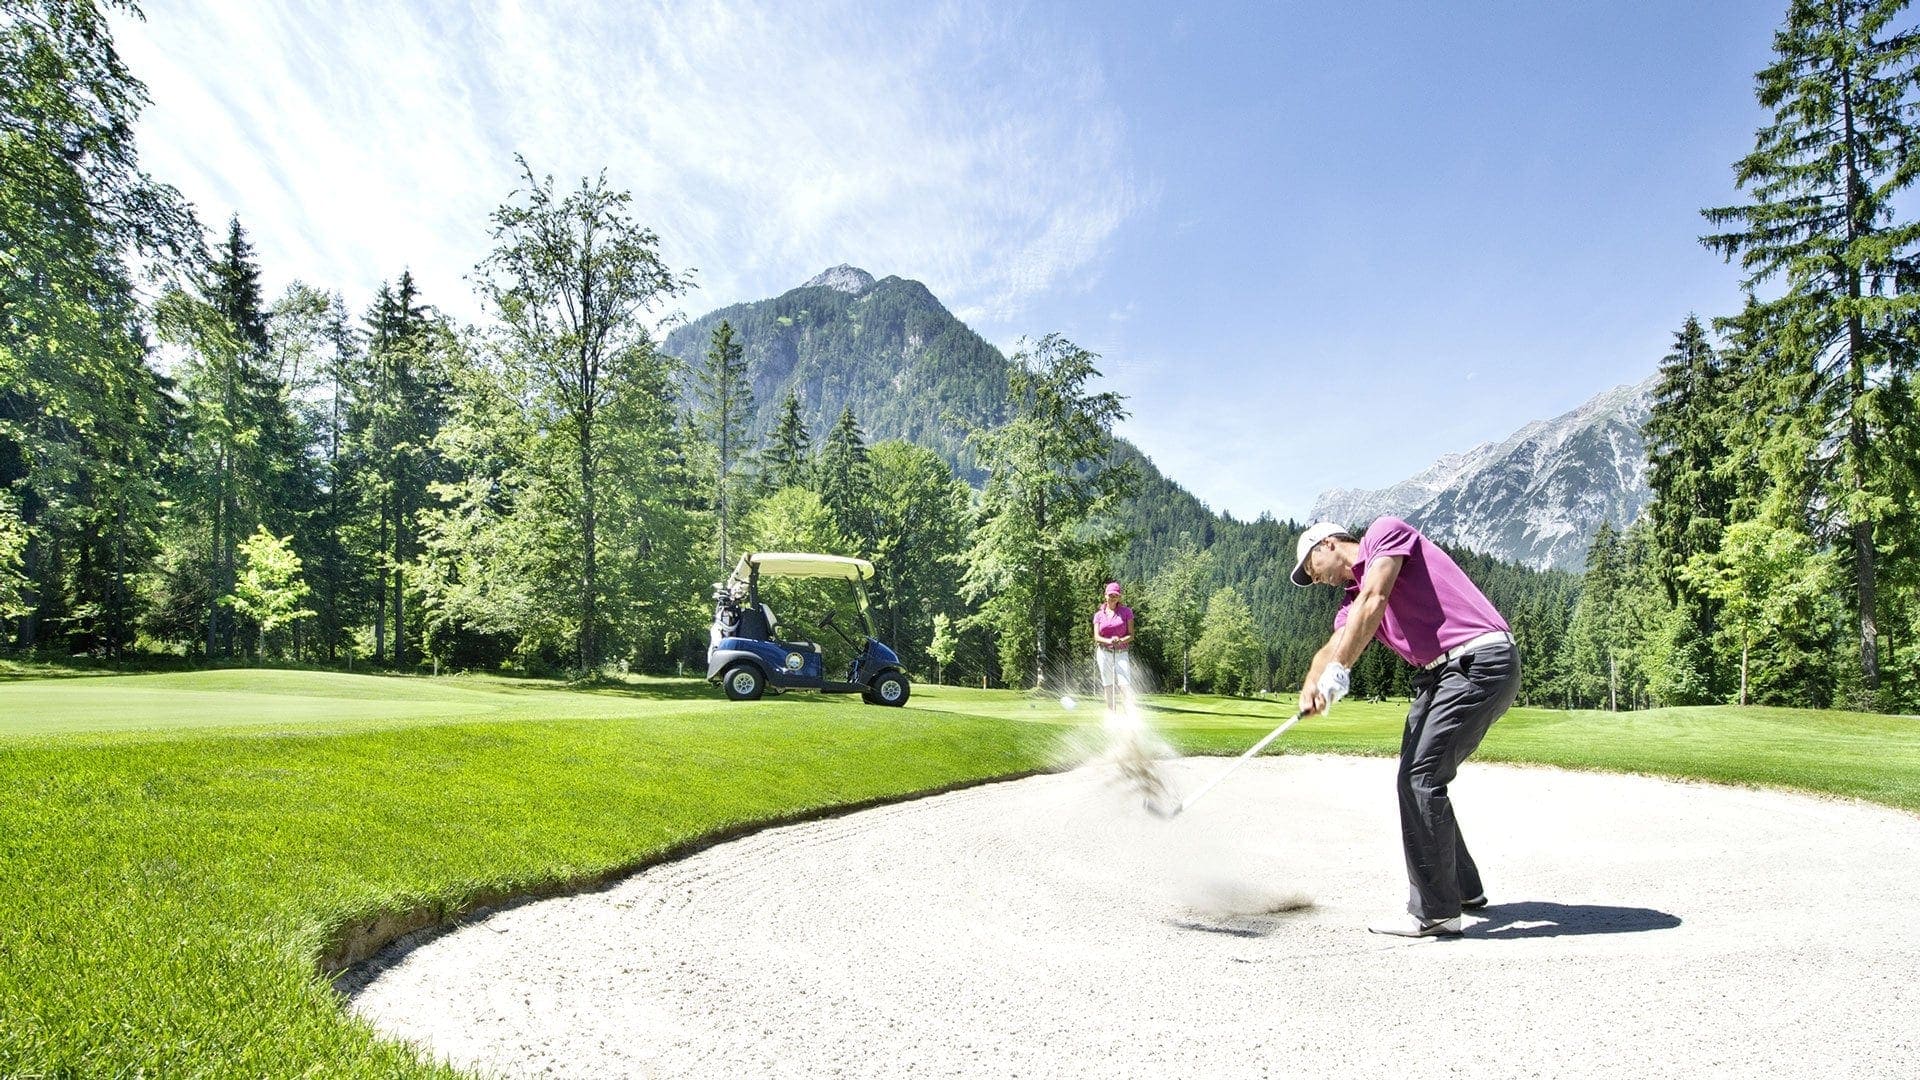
[734,552,874,582]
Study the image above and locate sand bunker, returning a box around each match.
[345,755,1920,1078]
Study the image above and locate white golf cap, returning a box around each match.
[1291,522,1356,587]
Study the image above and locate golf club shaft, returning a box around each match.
[1172,711,1303,816]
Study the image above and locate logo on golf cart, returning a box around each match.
[784,651,805,671]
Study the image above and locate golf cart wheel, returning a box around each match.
[723,664,765,701]
[866,670,910,707]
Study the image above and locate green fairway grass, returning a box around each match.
[0,668,727,739]
[1,669,1916,1077]
[916,683,1920,810]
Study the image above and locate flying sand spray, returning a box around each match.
[1142,711,1304,819]
[1063,667,1315,919]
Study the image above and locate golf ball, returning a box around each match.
[1060,695,1077,710]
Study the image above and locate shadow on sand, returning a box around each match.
[1472,901,1681,939]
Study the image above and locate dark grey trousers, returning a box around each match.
[1399,642,1521,921]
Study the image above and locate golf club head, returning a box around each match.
[1143,793,1182,819]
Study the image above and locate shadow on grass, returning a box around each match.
[1139,701,1284,722]
[1472,901,1681,939]
[558,678,723,702]
[0,653,204,681]
[555,678,878,705]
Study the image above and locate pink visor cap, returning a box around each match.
[1104,582,1123,598]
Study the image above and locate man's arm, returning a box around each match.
[1331,554,1402,667]
[1298,555,1405,714]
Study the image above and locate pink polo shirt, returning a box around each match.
[1092,604,1133,650]
[1332,517,1508,668]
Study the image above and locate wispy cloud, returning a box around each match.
[112,0,1137,328]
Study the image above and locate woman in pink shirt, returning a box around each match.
[1092,581,1135,712]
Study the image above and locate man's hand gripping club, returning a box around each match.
[1301,662,1349,716]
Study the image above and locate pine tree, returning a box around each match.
[350,270,452,667]
[312,290,363,662]
[151,216,314,663]
[817,406,874,553]
[693,320,753,570]
[209,216,270,357]
[759,391,813,492]
[1562,523,1623,709]
[1702,0,1920,697]
[1643,317,1737,699]
[1645,317,1734,595]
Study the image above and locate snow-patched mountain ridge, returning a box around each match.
[1308,377,1657,571]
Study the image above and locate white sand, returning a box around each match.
[345,755,1920,1078]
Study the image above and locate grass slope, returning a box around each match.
[0,671,1062,1078]
[2,670,1916,1077]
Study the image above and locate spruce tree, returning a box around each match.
[353,270,450,667]
[693,320,753,570]
[759,391,813,492]
[1645,316,1732,593]
[313,290,362,662]
[1644,315,1736,695]
[1702,0,1920,696]
[1562,523,1623,709]
[209,216,271,357]
[153,220,312,659]
[817,406,874,554]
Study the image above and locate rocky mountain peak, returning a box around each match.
[1309,375,1658,570]
[802,264,877,295]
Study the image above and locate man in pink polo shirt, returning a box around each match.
[1293,516,1520,938]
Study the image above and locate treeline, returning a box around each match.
[0,3,1138,686]
[0,0,1681,702]
[0,0,1534,694]
[11,2,1915,710]
[1536,1,1920,715]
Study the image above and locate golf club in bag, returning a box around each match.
[1146,710,1303,819]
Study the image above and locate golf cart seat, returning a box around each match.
[734,603,776,641]
[759,604,822,656]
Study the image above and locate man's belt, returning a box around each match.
[1421,631,1513,671]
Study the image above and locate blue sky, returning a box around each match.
[113,0,1778,520]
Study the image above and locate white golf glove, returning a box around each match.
[1316,662,1350,709]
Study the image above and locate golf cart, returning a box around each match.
[706,551,910,706]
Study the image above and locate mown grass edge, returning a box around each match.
[322,765,1052,978]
